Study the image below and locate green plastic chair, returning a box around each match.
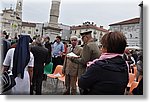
[44,62,53,74]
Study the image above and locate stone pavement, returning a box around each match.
[42,77,80,95]
[42,77,65,95]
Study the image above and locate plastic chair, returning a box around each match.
[133,66,137,78]
[58,76,65,82]
[127,73,135,88]
[130,65,137,75]
[129,81,139,93]
[47,65,64,92]
[44,62,53,74]
[47,65,64,78]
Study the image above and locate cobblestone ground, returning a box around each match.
[42,77,80,95]
[42,77,66,95]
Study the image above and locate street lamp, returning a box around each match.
[138,1,143,48]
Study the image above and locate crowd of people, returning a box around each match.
[1,30,143,95]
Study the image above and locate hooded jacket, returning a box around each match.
[78,56,129,95]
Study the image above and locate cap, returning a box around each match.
[80,31,92,36]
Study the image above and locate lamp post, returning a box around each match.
[138,1,143,48]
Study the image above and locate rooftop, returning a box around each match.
[109,18,140,26]
[22,22,36,27]
[71,22,108,32]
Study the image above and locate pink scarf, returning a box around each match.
[87,53,122,67]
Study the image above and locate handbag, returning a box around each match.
[1,71,16,93]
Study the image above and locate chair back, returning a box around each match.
[53,65,63,75]
[133,66,137,77]
[44,62,53,74]
[127,73,135,87]
[58,76,65,82]
[129,81,139,93]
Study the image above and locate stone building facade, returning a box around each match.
[71,21,109,45]
[0,0,23,38]
[109,18,141,47]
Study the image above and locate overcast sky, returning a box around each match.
[0,0,142,29]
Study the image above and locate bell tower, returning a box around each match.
[16,0,23,20]
[15,0,23,37]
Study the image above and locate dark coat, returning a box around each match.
[31,45,49,75]
[78,56,129,95]
[30,45,49,95]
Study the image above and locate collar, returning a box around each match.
[87,53,122,67]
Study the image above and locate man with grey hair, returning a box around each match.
[30,37,49,95]
[62,36,82,95]
[69,31,100,94]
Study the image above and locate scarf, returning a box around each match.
[87,53,122,67]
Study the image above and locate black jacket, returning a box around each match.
[31,45,49,75]
[78,56,129,95]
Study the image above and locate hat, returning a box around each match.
[80,31,92,36]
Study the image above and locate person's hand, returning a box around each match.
[59,52,64,56]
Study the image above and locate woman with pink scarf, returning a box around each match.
[78,31,129,95]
